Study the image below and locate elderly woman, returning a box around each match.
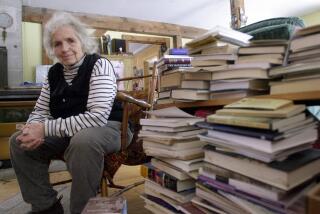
[10,12,132,214]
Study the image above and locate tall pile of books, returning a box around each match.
[157,49,194,104]
[269,24,320,94]
[139,107,207,213]
[193,97,320,213]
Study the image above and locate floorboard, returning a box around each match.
[0,165,151,214]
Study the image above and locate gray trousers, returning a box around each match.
[10,121,132,214]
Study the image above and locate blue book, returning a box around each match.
[169,48,189,55]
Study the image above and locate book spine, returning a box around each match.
[169,48,189,55]
[163,173,179,192]
[147,167,182,192]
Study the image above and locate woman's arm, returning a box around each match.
[45,58,117,137]
[27,78,52,123]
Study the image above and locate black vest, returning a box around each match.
[48,54,123,121]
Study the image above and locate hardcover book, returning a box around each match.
[146,165,195,192]
[215,104,306,118]
[224,97,293,110]
[204,145,320,190]
[206,113,306,131]
[211,68,269,80]
[169,48,189,55]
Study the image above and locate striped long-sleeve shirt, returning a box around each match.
[27,57,117,137]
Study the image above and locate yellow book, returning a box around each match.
[216,104,306,118]
[224,98,293,110]
[207,113,306,131]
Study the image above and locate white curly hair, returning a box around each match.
[43,12,98,60]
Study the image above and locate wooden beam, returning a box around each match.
[122,35,169,45]
[22,6,207,39]
[92,29,107,37]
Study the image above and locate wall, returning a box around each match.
[301,10,320,26]
[0,0,23,87]
[22,22,42,82]
[133,45,160,70]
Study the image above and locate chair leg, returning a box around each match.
[101,177,108,197]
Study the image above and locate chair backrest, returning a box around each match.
[101,63,157,192]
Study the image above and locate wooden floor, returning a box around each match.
[0,165,152,214]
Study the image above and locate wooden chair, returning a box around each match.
[100,90,152,196]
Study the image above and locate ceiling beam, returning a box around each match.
[22,6,207,39]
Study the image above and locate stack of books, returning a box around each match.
[157,49,191,75]
[157,26,253,103]
[192,97,320,213]
[268,24,320,94]
[209,39,289,100]
[139,107,207,213]
[289,24,320,64]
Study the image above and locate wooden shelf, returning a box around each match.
[154,90,320,109]
[0,100,36,107]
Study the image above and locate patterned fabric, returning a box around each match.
[238,17,305,40]
[103,96,151,182]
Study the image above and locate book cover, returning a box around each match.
[238,45,286,55]
[151,158,191,180]
[207,113,307,132]
[215,104,306,118]
[147,165,195,192]
[169,48,189,55]
[290,32,320,52]
[195,121,284,141]
[82,196,127,214]
[224,97,293,110]
[186,25,252,48]
[211,68,269,80]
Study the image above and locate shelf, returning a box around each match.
[154,90,320,109]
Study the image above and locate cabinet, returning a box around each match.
[0,101,35,160]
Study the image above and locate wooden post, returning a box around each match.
[173,35,182,48]
[230,0,246,29]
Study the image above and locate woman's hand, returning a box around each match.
[16,123,45,151]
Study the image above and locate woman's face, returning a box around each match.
[52,25,84,66]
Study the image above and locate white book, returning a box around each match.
[140,117,204,128]
[151,158,191,180]
[206,127,317,153]
[143,140,206,150]
[161,158,204,172]
[144,146,204,160]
